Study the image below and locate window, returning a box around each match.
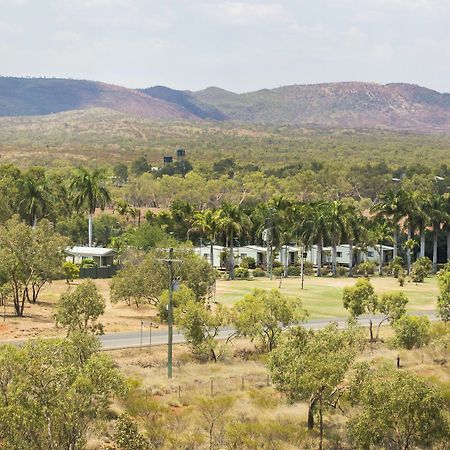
[203,253,209,259]
[303,252,308,258]
[368,251,374,257]
[240,253,247,258]
[337,252,342,257]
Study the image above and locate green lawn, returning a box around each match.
[215,275,439,318]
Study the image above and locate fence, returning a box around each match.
[79,265,121,279]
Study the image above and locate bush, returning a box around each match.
[411,257,432,283]
[356,261,376,276]
[389,256,404,278]
[272,267,283,277]
[80,258,97,268]
[234,267,250,279]
[62,261,79,283]
[287,265,302,276]
[320,266,330,276]
[337,265,349,277]
[252,267,266,277]
[393,315,431,349]
[272,260,282,268]
[304,260,314,276]
[240,256,256,269]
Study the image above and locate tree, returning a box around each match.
[376,291,408,339]
[342,278,379,341]
[55,280,106,335]
[327,200,348,277]
[428,194,445,273]
[17,172,49,227]
[0,335,125,450]
[113,414,149,450]
[110,249,217,308]
[217,202,251,280]
[348,364,449,449]
[369,219,392,276]
[62,261,80,284]
[437,263,450,321]
[197,395,235,450]
[410,256,432,282]
[175,300,230,361]
[0,217,67,316]
[113,163,129,182]
[191,209,220,267]
[372,189,409,260]
[269,324,361,450]
[69,167,111,247]
[393,315,431,349]
[232,289,307,352]
[131,156,150,176]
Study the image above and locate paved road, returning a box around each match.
[99,311,437,351]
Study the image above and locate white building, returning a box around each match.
[194,245,226,268]
[66,246,116,267]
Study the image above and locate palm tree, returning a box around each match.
[299,203,330,277]
[344,205,365,277]
[368,220,392,276]
[191,209,220,267]
[326,201,349,277]
[217,202,251,280]
[18,174,49,227]
[70,167,111,247]
[402,191,420,275]
[371,189,409,260]
[428,194,445,273]
[414,194,430,259]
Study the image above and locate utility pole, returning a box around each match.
[167,247,174,379]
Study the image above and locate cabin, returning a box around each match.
[237,245,268,268]
[66,246,117,267]
[194,245,226,268]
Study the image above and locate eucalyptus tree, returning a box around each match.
[70,167,111,247]
[216,202,251,280]
[371,189,409,260]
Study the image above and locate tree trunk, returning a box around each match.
[432,229,438,274]
[229,232,235,280]
[447,229,450,263]
[88,213,93,247]
[318,395,324,450]
[284,244,288,278]
[210,242,214,267]
[307,394,318,430]
[379,244,383,276]
[420,230,426,258]
[369,318,374,342]
[332,240,337,277]
[348,240,354,277]
[316,239,323,277]
[32,214,37,229]
[393,228,398,259]
[407,223,412,275]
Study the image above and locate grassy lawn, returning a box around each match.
[215,275,439,318]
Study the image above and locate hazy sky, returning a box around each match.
[1,0,450,92]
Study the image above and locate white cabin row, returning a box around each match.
[194,244,394,269]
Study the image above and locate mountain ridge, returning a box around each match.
[2,76,450,131]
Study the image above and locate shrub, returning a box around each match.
[304,260,314,276]
[272,260,282,268]
[337,265,349,277]
[234,267,250,279]
[411,257,432,283]
[62,261,79,283]
[287,265,302,276]
[80,258,97,268]
[252,267,266,277]
[356,261,376,277]
[389,256,404,278]
[240,256,256,269]
[393,315,431,349]
[273,267,283,277]
[320,266,330,276]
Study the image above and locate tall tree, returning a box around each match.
[368,219,392,275]
[371,189,409,260]
[217,202,251,280]
[191,209,220,266]
[18,173,49,227]
[428,194,445,273]
[69,167,111,247]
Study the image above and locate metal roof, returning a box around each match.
[66,246,116,257]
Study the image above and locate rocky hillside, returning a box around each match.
[2,77,450,131]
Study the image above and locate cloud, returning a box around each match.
[53,31,83,42]
[0,20,21,35]
[196,2,291,25]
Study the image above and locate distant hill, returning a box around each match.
[2,77,450,131]
[0,77,196,120]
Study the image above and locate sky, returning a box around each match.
[1,0,450,93]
